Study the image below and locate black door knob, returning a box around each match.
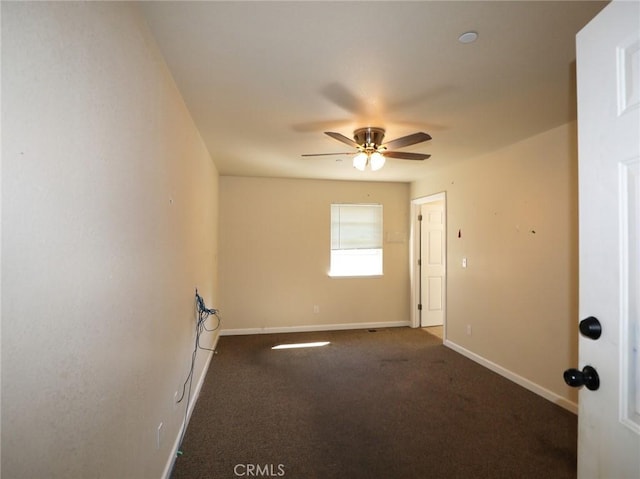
[563,365,600,391]
[579,316,602,339]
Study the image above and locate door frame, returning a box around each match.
[410,192,447,331]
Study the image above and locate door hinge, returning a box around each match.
[418,304,422,311]
[418,259,421,266]
[418,214,423,221]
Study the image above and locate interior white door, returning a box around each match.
[420,200,445,327]
[576,1,640,478]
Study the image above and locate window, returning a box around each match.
[330,203,383,277]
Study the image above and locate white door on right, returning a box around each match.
[576,1,640,478]
[420,200,445,328]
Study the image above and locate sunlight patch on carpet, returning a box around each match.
[271,341,330,350]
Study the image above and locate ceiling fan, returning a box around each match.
[302,127,431,171]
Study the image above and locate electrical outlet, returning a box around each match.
[157,422,163,450]
[466,324,472,336]
[462,257,467,268]
[313,305,320,314]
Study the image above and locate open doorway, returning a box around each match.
[410,192,446,341]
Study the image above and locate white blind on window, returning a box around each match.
[331,204,382,250]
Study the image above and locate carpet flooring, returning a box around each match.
[170,327,577,479]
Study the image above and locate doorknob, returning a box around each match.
[579,316,602,339]
[563,365,600,391]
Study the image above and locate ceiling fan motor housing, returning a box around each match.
[354,127,385,151]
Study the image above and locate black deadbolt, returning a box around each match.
[563,365,600,391]
[579,316,602,340]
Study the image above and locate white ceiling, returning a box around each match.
[138,0,608,182]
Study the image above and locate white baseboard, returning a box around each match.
[162,332,221,479]
[220,320,411,336]
[444,339,578,414]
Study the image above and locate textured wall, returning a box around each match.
[2,3,219,478]
[219,177,410,332]
[411,122,579,407]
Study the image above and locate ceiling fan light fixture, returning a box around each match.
[370,151,385,171]
[353,152,368,171]
[304,127,431,170]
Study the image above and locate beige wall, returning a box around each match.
[411,122,579,407]
[0,6,580,478]
[219,177,410,332]
[2,3,219,478]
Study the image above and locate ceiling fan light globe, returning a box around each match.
[370,152,385,171]
[353,152,367,171]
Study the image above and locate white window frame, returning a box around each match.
[329,203,383,277]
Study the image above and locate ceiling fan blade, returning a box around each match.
[301,152,352,157]
[292,118,353,132]
[321,83,370,116]
[383,151,431,161]
[387,85,455,112]
[325,131,360,148]
[381,132,432,150]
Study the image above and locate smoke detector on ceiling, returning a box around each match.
[458,31,478,44]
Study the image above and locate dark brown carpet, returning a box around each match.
[170,327,576,479]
